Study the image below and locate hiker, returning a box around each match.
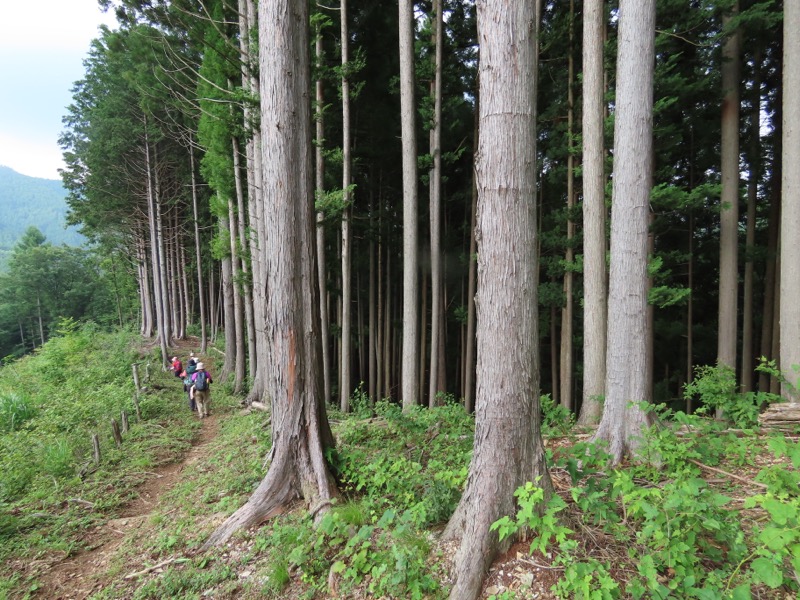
[191,362,213,419]
[184,353,199,411]
[170,356,183,378]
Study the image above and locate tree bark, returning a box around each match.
[428,0,444,407]
[315,19,332,407]
[243,0,268,405]
[464,144,478,413]
[717,3,741,409]
[219,210,236,379]
[144,128,169,367]
[399,0,419,410]
[559,0,576,413]
[204,0,336,549]
[781,0,800,397]
[230,141,246,393]
[578,0,607,427]
[340,0,353,412]
[233,134,257,383]
[742,48,761,393]
[591,0,656,463]
[189,146,208,353]
[443,2,549,598]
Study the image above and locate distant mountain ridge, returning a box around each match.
[0,165,84,260]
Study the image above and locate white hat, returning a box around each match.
[196,362,204,370]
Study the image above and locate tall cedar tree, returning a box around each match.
[203,0,337,548]
[442,1,550,598]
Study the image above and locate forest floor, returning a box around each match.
[32,414,220,599]
[5,337,796,599]
[24,409,563,600]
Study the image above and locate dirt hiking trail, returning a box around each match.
[32,339,222,600]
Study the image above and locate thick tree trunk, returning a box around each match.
[399,0,419,410]
[592,0,656,463]
[781,2,800,397]
[443,2,549,599]
[578,0,607,427]
[717,4,741,406]
[204,0,336,549]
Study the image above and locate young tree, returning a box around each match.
[428,0,444,407]
[578,0,607,427]
[203,0,336,547]
[340,0,353,412]
[442,1,549,598]
[592,0,656,463]
[559,0,576,412]
[399,0,419,410]
[781,0,800,397]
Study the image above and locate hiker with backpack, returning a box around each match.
[170,356,183,378]
[183,355,198,411]
[190,362,212,419]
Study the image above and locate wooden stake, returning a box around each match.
[121,410,129,433]
[92,433,101,464]
[111,419,123,448]
[132,363,141,391]
[132,393,142,421]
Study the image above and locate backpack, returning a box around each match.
[186,361,197,375]
[194,370,208,391]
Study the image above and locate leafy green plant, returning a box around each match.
[738,493,800,594]
[684,363,765,428]
[540,393,575,435]
[555,559,620,599]
[0,393,35,432]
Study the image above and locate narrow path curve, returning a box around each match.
[35,412,220,600]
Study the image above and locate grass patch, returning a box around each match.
[0,323,206,591]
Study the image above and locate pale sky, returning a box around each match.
[0,1,117,180]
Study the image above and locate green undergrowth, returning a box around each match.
[0,321,208,592]
[494,400,800,600]
[92,393,272,600]
[98,399,475,600]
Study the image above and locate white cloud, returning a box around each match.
[0,0,117,52]
[0,0,116,180]
[0,133,64,180]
